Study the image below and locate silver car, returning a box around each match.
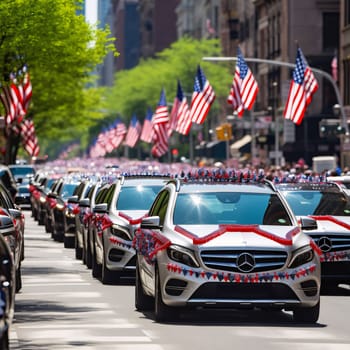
[93,175,170,284]
[134,172,321,323]
[277,181,350,290]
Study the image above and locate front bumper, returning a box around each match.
[158,260,320,309]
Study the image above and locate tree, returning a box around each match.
[103,37,232,160]
[0,0,117,163]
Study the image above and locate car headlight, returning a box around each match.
[167,245,199,268]
[288,247,314,268]
[111,225,131,241]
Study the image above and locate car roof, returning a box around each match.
[276,182,341,192]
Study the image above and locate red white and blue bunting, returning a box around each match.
[166,262,317,283]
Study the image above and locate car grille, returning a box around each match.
[310,233,350,253]
[200,249,288,273]
[190,282,298,301]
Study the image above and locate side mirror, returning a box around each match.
[8,208,22,220]
[68,195,79,204]
[140,216,160,229]
[0,215,15,237]
[93,203,108,214]
[79,198,90,208]
[300,216,318,231]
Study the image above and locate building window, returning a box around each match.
[323,12,339,52]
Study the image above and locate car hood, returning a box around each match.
[174,224,303,249]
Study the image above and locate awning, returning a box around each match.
[230,135,252,153]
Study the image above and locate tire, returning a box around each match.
[293,301,320,324]
[101,248,119,285]
[154,266,177,323]
[92,245,102,278]
[75,235,83,260]
[86,231,93,269]
[135,263,154,311]
[64,235,75,249]
[15,266,22,293]
[0,328,9,350]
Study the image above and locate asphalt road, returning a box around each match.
[9,210,350,350]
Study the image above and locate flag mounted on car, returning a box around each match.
[283,47,319,125]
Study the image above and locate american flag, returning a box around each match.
[151,89,169,158]
[140,107,153,143]
[283,47,319,125]
[125,115,141,148]
[112,118,127,149]
[89,137,106,158]
[227,46,259,117]
[169,80,192,136]
[189,65,216,125]
[21,119,39,157]
[22,65,33,112]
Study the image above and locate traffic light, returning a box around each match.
[216,123,232,141]
[319,119,345,138]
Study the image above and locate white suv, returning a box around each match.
[134,170,321,323]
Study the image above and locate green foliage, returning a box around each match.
[0,0,117,160]
[105,37,232,123]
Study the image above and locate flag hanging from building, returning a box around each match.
[151,88,169,158]
[125,114,141,148]
[283,47,319,125]
[189,65,216,125]
[227,46,259,117]
[331,53,338,83]
[171,80,192,136]
[140,107,153,143]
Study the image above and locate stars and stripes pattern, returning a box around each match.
[140,107,153,143]
[171,80,192,136]
[283,47,319,125]
[151,88,169,158]
[125,115,141,148]
[227,46,259,117]
[189,65,216,125]
[21,119,40,157]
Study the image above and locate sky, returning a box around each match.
[85,0,98,25]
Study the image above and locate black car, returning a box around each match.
[0,182,25,293]
[47,177,80,243]
[0,215,16,349]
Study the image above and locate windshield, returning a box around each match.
[173,192,292,226]
[282,190,350,216]
[10,167,35,176]
[117,185,163,211]
[61,184,79,200]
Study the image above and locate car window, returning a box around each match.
[116,185,163,211]
[282,190,350,216]
[173,192,291,226]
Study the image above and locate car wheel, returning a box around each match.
[0,328,9,350]
[92,245,102,278]
[293,301,320,324]
[64,235,75,249]
[135,262,153,311]
[75,234,83,260]
[86,232,93,269]
[101,247,119,284]
[15,266,22,293]
[154,266,177,323]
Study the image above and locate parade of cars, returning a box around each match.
[276,179,350,290]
